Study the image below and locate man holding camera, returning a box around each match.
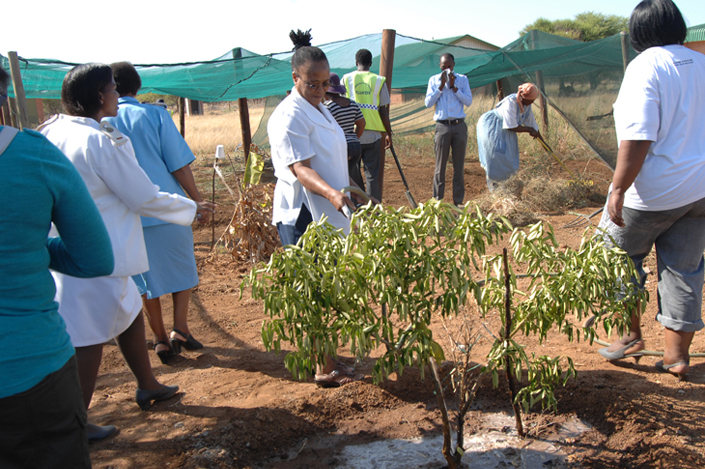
[425,53,473,206]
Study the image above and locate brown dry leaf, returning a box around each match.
[208,181,280,265]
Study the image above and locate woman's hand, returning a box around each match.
[328,191,356,214]
[608,139,652,228]
[529,128,540,138]
[196,201,216,224]
[607,190,626,227]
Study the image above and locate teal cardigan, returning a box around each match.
[0,127,114,398]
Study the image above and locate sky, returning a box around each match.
[3,0,704,64]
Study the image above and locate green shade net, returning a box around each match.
[9,27,679,170]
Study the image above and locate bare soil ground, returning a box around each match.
[88,152,705,468]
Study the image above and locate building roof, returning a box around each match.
[686,23,705,43]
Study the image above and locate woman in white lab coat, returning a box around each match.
[41,63,213,440]
[268,30,359,387]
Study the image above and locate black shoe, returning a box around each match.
[87,423,118,443]
[154,340,175,365]
[135,385,179,411]
[170,329,203,353]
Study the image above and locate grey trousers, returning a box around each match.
[433,121,467,205]
[360,138,382,202]
[598,195,705,332]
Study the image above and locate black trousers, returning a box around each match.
[0,355,91,469]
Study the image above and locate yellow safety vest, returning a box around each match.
[342,71,386,132]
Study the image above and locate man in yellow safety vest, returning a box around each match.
[342,49,393,202]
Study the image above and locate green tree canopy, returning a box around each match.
[520,11,628,42]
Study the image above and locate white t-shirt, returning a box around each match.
[268,88,351,234]
[613,45,705,211]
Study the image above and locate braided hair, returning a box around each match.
[289,29,328,72]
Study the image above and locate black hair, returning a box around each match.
[355,49,373,67]
[61,63,114,118]
[629,0,687,53]
[441,53,455,63]
[289,29,328,72]
[0,67,9,95]
[111,61,142,96]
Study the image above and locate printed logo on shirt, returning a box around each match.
[673,59,694,67]
[354,83,372,96]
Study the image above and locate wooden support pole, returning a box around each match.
[7,52,30,130]
[239,97,251,163]
[179,97,186,138]
[232,49,251,163]
[36,98,44,124]
[529,31,548,135]
[378,29,396,202]
[535,70,548,135]
[7,98,18,128]
[620,32,631,73]
[496,79,504,101]
[2,100,12,127]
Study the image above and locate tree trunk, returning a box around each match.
[429,359,462,469]
[503,248,524,438]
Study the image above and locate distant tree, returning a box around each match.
[520,11,628,42]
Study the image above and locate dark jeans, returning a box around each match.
[0,355,91,469]
[276,204,314,246]
[433,120,467,205]
[347,141,364,191]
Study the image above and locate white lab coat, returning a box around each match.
[268,89,351,234]
[41,114,196,345]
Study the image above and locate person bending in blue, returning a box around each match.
[477,83,542,191]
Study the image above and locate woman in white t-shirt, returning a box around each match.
[268,30,360,388]
[597,0,705,380]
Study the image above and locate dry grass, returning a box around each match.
[474,172,604,227]
[174,102,265,161]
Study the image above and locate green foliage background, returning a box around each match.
[520,12,629,42]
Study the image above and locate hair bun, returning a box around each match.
[289,29,313,50]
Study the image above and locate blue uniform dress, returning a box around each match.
[477,94,538,184]
[105,97,199,299]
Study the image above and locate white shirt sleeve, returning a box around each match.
[269,109,315,167]
[379,84,391,107]
[93,138,196,226]
[613,59,660,143]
